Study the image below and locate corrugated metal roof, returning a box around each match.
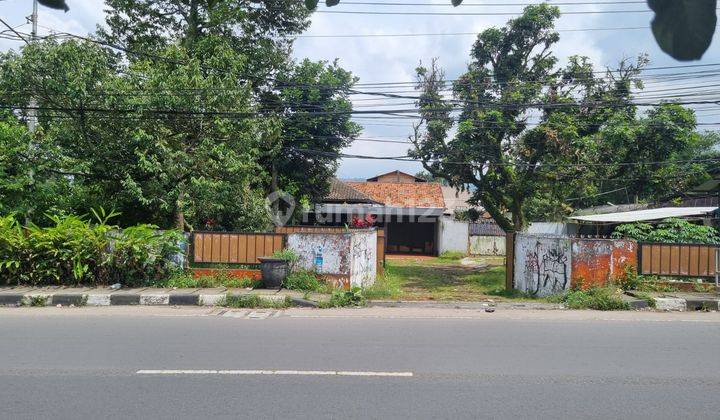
[569,207,718,223]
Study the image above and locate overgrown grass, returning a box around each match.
[283,269,323,292]
[219,294,293,309]
[318,287,366,308]
[156,271,260,289]
[363,272,402,300]
[379,257,511,301]
[438,251,466,261]
[548,287,629,311]
[21,295,48,307]
[636,281,678,293]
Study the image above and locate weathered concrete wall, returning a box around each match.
[571,239,637,288]
[438,216,469,254]
[469,236,506,256]
[286,230,377,289]
[514,234,572,297]
[287,232,351,287]
[350,230,377,288]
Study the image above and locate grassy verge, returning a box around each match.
[547,287,629,310]
[219,294,293,309]
[154,271,260,289]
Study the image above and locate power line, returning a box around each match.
[12,28,720,93]
[338,1,647,6]
[297,26,647,38]
[286,146,720,169]
[314,8,655,16]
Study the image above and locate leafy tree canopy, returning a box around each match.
[410,4,719,232]
[612,218,720,244]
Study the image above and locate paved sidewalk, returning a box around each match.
[0,286,320,307]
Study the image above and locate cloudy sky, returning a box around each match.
[2,0,719,179]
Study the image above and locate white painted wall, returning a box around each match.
[438,216,469,254]
[469,236,506,256]
[286,233,349,275]
[526,222,578,235]
[514,234,572,297]
[350,230,377,288]
[286,230,377,288]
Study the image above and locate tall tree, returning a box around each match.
[410,4,645,232]
[0,39,273,230]
[98,0,311,86]
[263,59,360,209]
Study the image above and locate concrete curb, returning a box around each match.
[625,291,720,312]
[368,300,564,311]
[0,289,321,308]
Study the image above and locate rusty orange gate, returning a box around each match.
[192,232,285,264]
[639,243,719,278]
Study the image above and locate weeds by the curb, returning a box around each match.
[219,294,293,309]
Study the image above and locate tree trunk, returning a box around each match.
[270,162,280,215]
[185,0,200,49]
[175,188,186,231]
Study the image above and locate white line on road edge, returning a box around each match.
[136,370,413,377]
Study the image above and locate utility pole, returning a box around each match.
[27,0,38,132]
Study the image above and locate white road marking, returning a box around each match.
[136,369,413,377]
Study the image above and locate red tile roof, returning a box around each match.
[345,181,445,208]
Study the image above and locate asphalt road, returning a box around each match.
[1,307,719,419]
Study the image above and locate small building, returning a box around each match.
[307,171,445,255]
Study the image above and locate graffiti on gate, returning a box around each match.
[515,235,572,297]
[525,243,569,296]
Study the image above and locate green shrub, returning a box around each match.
[614,264,640,291]
[0,210,184,286]
[220,294,292,309]
[104,224,183,287]
[319,287,366,308]
[612,218,720,244]
[0,215,25,284]
[22,210,114,285]
[550,287,629,311]
[283,269,323,292]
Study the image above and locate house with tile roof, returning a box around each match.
[306,171,447,255]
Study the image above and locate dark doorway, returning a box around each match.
[385,216,437,255]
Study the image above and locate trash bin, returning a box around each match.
[258,257,289,289]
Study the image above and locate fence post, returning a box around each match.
[505,232,515,290]
[715,247,719,290]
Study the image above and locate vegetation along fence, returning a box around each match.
[192,232,285,265]
[639,243,719,278]
[275,226,385,275]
